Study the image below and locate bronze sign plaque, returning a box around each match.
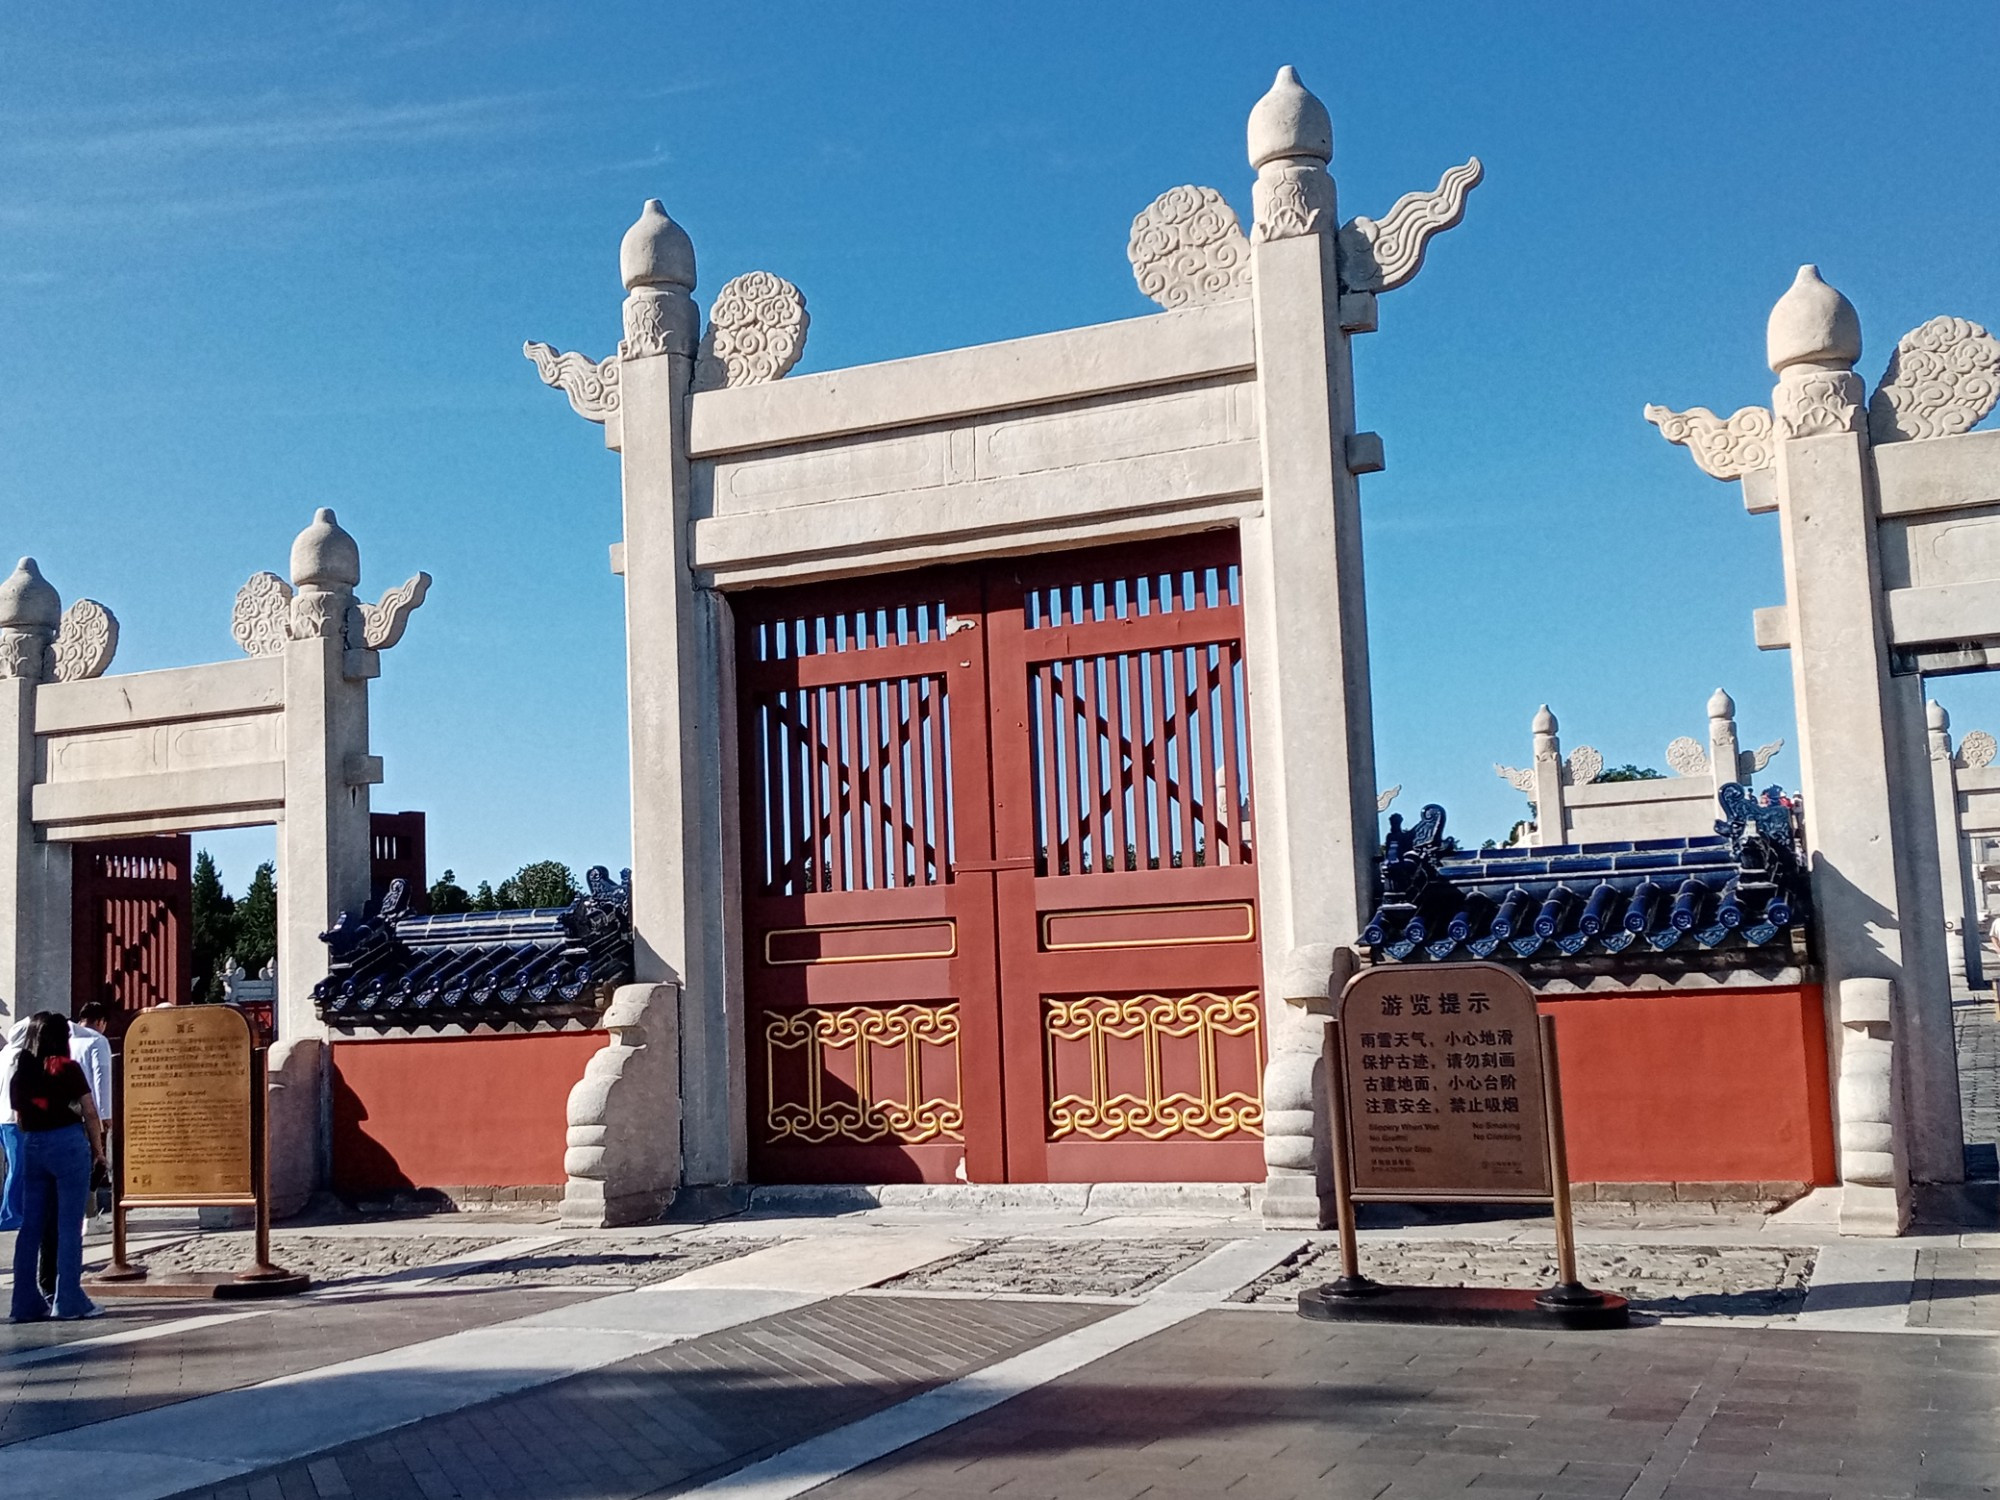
[122,1006,254,1203]
[1337,961,1551,1199]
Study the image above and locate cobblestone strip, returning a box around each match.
[1242,1239,1816,1318]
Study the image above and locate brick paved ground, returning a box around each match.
[1910,1248,2000,1331]
[815,1313,2000,1500]
[0,1284,599,1447]
[6,1215,2000,1500]
[166,1295,1109,1500]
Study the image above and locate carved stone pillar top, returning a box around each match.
[620,199,699,362]
[1768,265,1866,440]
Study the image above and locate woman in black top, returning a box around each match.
[8,1012,107,1321]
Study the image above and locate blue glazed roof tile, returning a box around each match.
[312,868,633,1029]
[1363,788,1808,973]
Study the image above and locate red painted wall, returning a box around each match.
[1540,986,1835,1186]
[331,1031,608,1195]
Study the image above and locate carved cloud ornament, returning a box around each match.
[1959,729,1998,770]
[1665,737,1708,777]
[1336,157,1484,294]
[693,272,810,392]
[1867,316,2000,443]
[523,342,620,425]
[1494,763,1535,794]
[1644,404,1776,480]
[51,599,117,682]
[1376,784,1402,813]
[1128,185,1254,310]
[231,571,294,658]
[1740,740,1784,777]
[359,573,432,651]
[1563,745,1603,786]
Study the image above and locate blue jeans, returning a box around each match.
[0,1122,22,1232]
[9,1124,93,1320]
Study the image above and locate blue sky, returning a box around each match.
[4,3,1998,893]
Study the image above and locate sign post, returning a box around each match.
[1300,960,1628,1329]
[88,1006,307,1299]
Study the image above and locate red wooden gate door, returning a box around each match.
[72,835,193,1033]
[737,535,1265,1184]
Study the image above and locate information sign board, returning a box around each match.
[121,1005,254,1203]
[1337,961,1550,1199]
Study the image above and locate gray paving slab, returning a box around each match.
[805,1314,2000,1500]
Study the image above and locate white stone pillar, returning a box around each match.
[1238,69,1379,1230]
[1928,701,1973,990]
[1529,705,1568,847]
[1708,687,1743,796]
[0,560,60,1018]
[276,510,374,1047]
[613,201,730,1190]
[1763,266,1963,1216]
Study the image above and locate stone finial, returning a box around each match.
[1769,265,1866,439]
[620,200,696,293]
[1709,687,1736,721]
[0,558,60,683]
[1928,698,1949,732]
[1248,66,1335,244]
[1248,66,1332,169]
[0,558,60,631]
[619,200,700,361]
[1768,265,1861,374]
[290,509,361,591]
[1531,704,1557,740]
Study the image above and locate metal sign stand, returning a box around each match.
[1300,970,1629,1330]
[90,1043,308,1300]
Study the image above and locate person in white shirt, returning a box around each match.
[2,1006,114,1301]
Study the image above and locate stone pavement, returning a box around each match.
[1,1201,1999,1500]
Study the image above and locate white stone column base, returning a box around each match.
[561,981,682,1229]
[1840,1182,1910,1236]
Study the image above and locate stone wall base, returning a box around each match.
[1575,1180,1815,1213]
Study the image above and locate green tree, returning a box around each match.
[472,880,500,912]
[496,860,581,910]
[189,849,236,1002]
[427,869,473,915]
[1594,764,1666,783]
[233,862,278,975]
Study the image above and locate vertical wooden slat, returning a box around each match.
[1105,653,1132,874]
[1058,657,1085,878]
[1034,663,1058,875]
[1078,647,1104,873]
[1211,643,1238,865]
[1148,644,1172,868]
